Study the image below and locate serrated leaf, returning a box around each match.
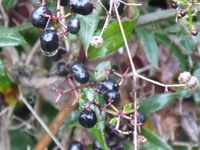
[156,33,188,70]
[123,103,133,113]
[140,128,173,150]
[88,20,137,60]
[77,12,100,53]
[109,117,117,125]
[0,27,26,47]
[136,28,159,68]
[94,61,111,80]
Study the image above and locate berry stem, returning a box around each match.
[118,0,142,6]
[99,0,113,37]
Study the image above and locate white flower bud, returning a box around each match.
[187,76,198,89]
[90,36,103,48]
[178,72,191,84]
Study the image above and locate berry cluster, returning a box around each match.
[30,0,94,56]
[178,71,198,88]
[171,0,198,36]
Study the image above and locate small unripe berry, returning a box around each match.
[90,36,103,48]
[187,76,198,89]
[178,72,191,84]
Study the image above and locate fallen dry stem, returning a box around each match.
[33,94,76,150]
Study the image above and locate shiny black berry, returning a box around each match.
[70,0,93,15]
[31,6,51,29]
[171,1,178,9]
[48,49,66,62]
[60,0,69,6]
[40,29,59,53]
[68,141,83,150]
[56,62,68,76]
[103,91,120,105]
[103,0,125,15]
[70,63,89,84]
[97,79,119,93]
[92,141,102,150]
[68,17,80,34]
[79,109,97,128]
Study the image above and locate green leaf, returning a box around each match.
[64,110,80,128]
[156,33,188,70]
[136,28,159,68]
[178,34,195,53]
[80,88,108,150]
[139,92,180,117]
[109,117,117,125]
[94,61,111,80]
[141,128,173,150]
[89,119,109,150]
[10,130,35,150]
[77,12,100,53]
[3,0,17,9]
[0,60,13,90]
[0,27,26,47]
[123,103,133,113]
[88,20,137,60]
[139,89,195,117]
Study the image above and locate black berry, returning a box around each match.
[48,49,66,62]
[60,0,69,6]
[103,0,125,15]
[70,0,93,15]
[56,62,68,76]
[180,11,186,17]
[68,141,83,150]
[40,29,59,53]
[68,17,80,34]
[192,30,198,36]
[97,79,119,93]
[70,63,89,84]
[103,91,120,106]
[31,6,51,29]
[171,2,178,9]
[79,109,97,128]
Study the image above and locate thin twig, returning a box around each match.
[99,0,113,37]
[25,40,40,66]
[114,3,138,150]
[0,0,9,27]
[18,86,64,150]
